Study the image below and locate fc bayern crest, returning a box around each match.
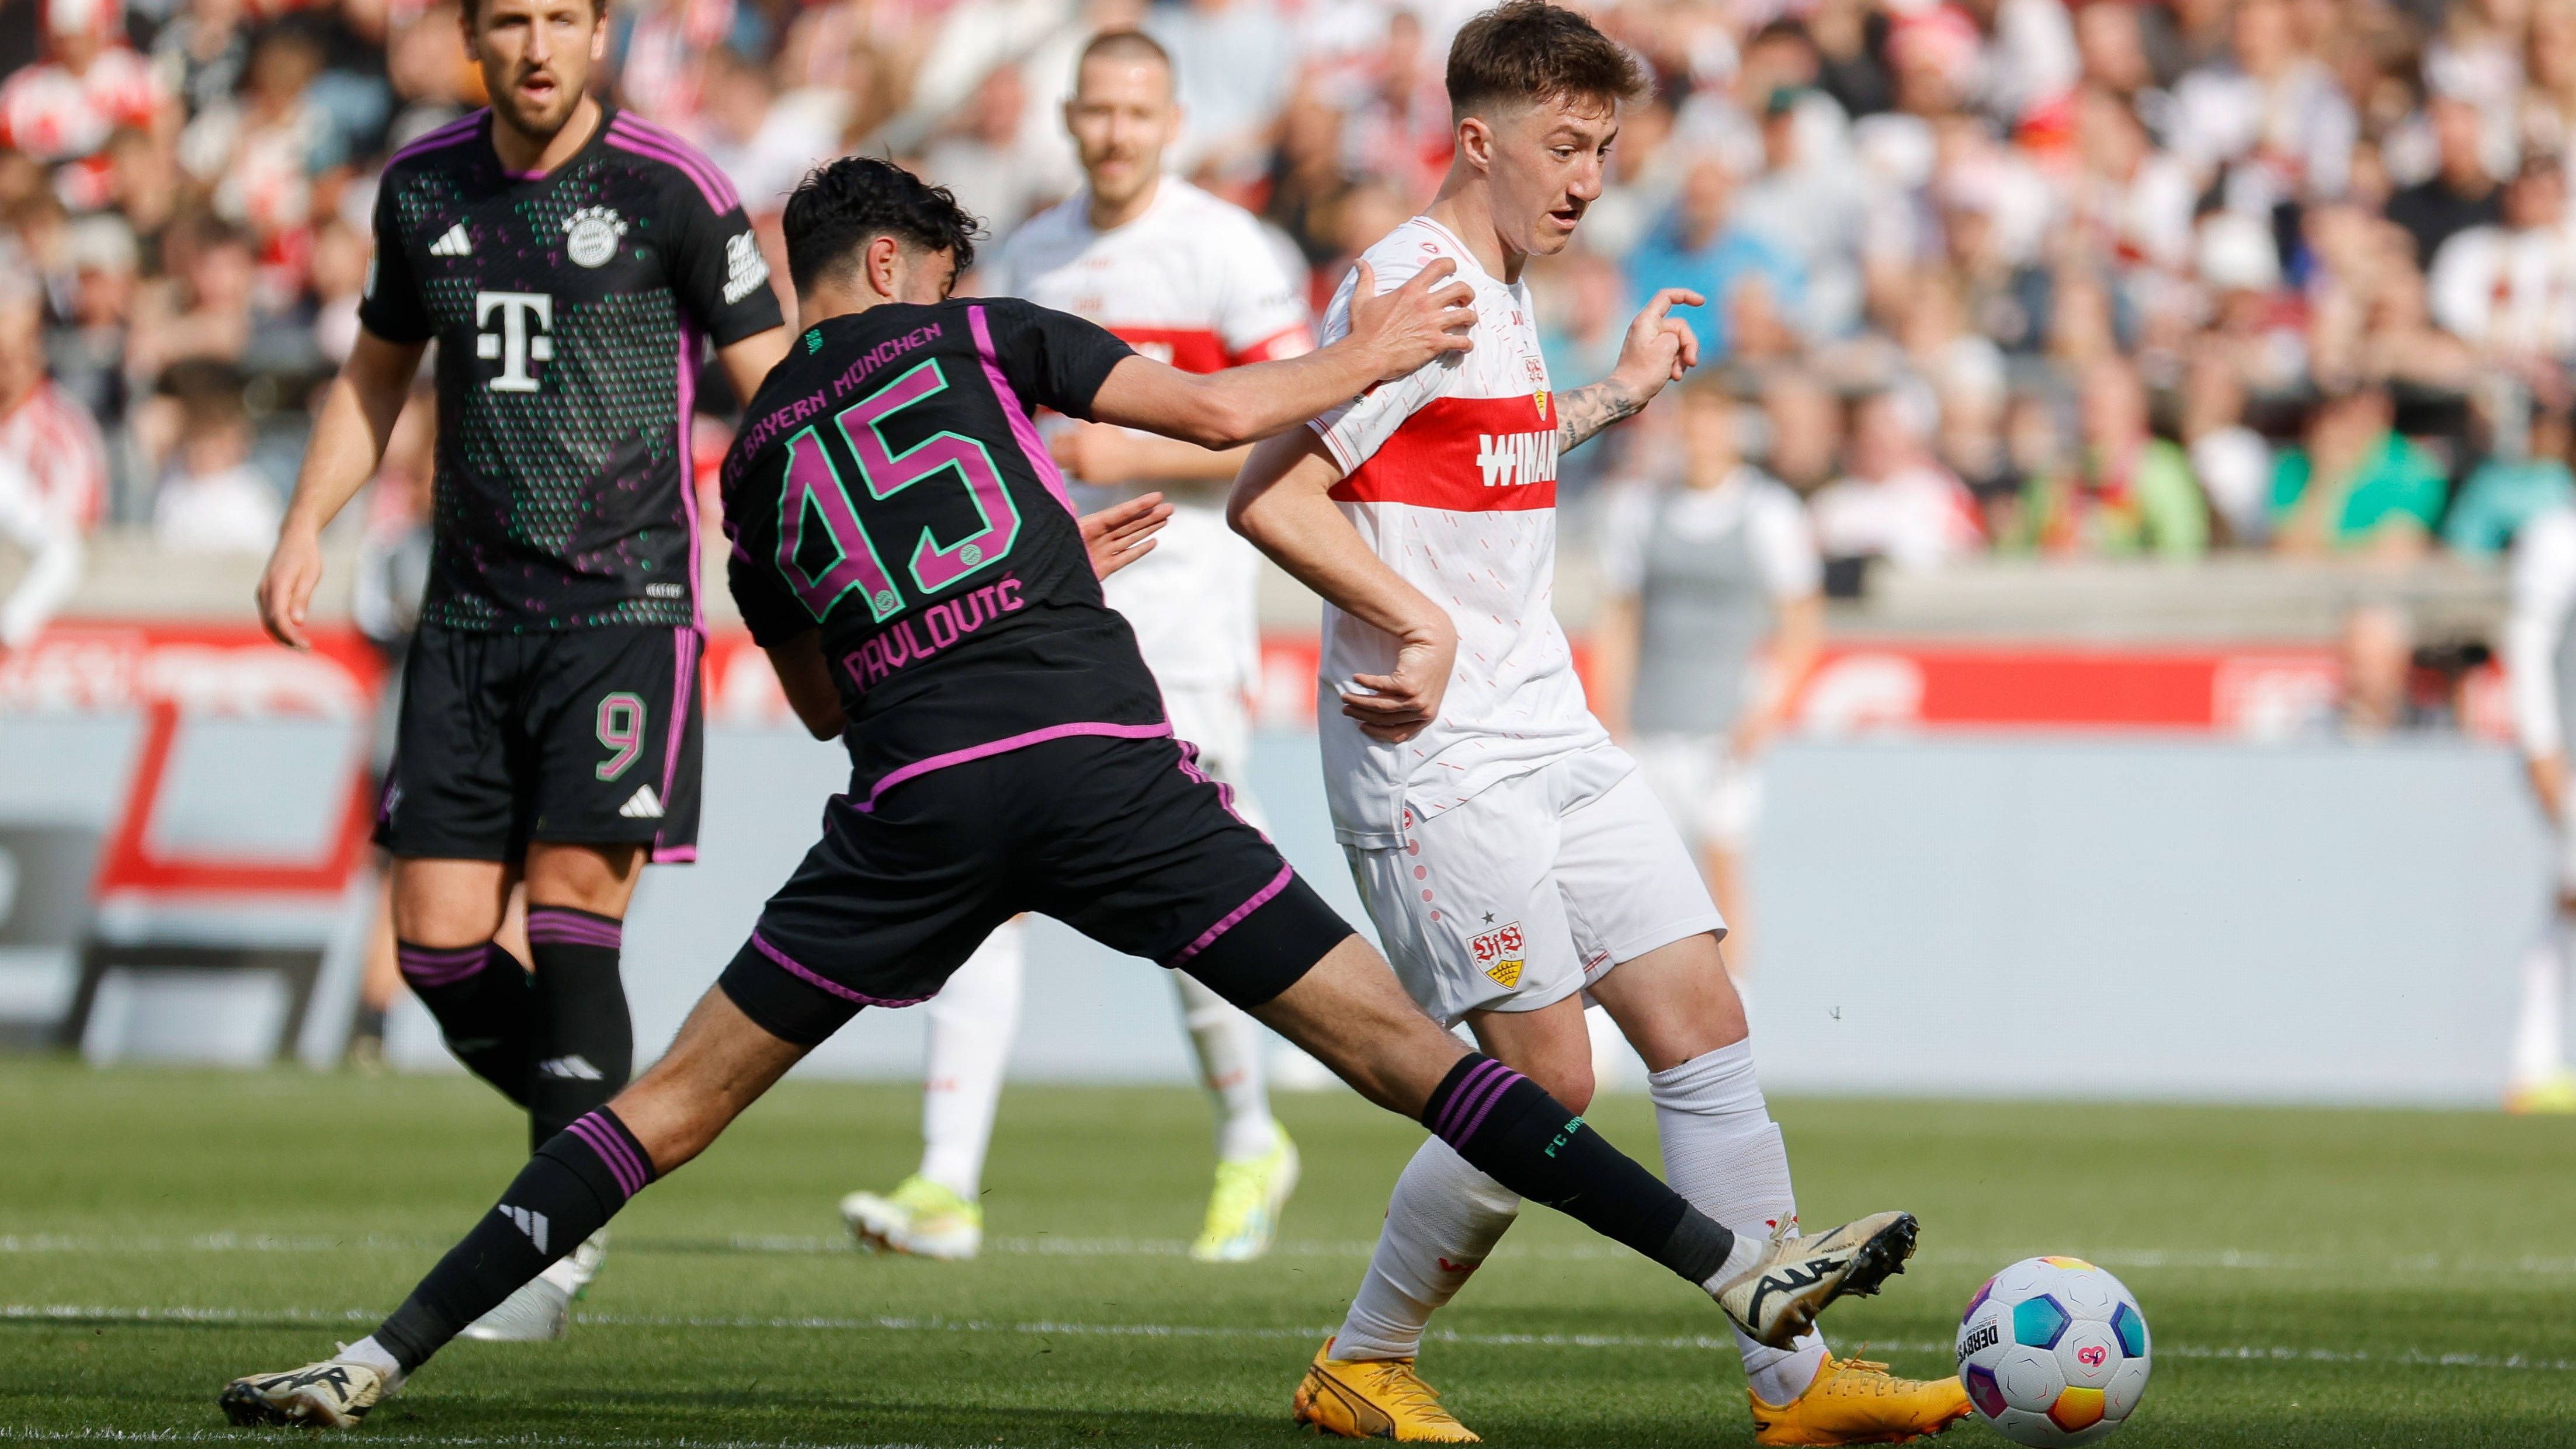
[563,206,627,267]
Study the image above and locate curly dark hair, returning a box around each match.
[780,155,984,296]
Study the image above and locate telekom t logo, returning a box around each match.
[476,291,554,392]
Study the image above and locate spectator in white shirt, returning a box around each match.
[152,389,279,553]
[1809,389,1988,569]
[2429,152,2576,385]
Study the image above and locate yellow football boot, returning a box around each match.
[1192,1129,1300,1262]
[1292,1336,1481,1442]
[2505,1071,2576,1114]
[839,1174,983,1260]
[1749,1356,1974,1446]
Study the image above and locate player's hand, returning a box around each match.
[1080,491,1173,581]
[256,524,325,651]
[1348,259,1476,382]
[1612,288,1704,392]
[1050,422,1137,482]
[1340,617,1456,743]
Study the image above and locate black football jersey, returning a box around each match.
[723,298,1168,798]
[361,106,786,633]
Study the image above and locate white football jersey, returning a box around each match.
[990,179,1312,694]
[1310,215,1608,847]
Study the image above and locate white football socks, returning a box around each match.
[1175,972,1280,1161]
[1332,1138,1522,1361]
[2511,915,2571,1085]
[337,1335,404,1388]
[916,919,1025,1199]
[1650,1038,1829,1408]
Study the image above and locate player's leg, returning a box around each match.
[1304,773,1567,1419]
[841,919,1026,1259]
[1163,691,1298,1260]
[220,984,809,1427]
[390,856,529,1100]
[520,842,646,1145]
[224,769,1013,1425]
[450,842,645,1342]
[516,624,707,1133]
[2509,867,2576,1111]
[1566,754,1969,1444]
[379,627,539,1100]
[1035,736,1914,1330]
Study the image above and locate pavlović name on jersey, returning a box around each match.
[842,575,1027,692]
[1475,429,1560,489]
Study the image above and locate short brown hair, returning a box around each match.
[1445,1,1649,121]
[1077,27,1172,75]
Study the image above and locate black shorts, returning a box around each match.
[374,623,704,863]
[717,731,1353,1045]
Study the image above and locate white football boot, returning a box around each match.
[459,1231,607,1342]
[1716,1212,1919,1350]
[220,1356,394,1428]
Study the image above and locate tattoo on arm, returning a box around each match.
[1556,380,1647,453]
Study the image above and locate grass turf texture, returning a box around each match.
[1,1062,2571,1447]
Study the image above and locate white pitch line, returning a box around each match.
[10,1231,2574,1279]
[11,1302,2576,1376]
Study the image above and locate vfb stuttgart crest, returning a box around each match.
[563,206,627,267]
[1471,921,1525,988]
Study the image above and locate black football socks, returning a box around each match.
[524,907,634,1151]
[395,941,534,1105]
[1422,1052,1738,1287]
[371,1108,657,1372]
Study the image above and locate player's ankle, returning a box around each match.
[1218,1113,1280,1161]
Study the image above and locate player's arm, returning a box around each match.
[1227,430,1454,743]
[716,328,794,410]
[1050,426,1252,501]
[0,454,81,654]
[1084,261,1473,450]
[256,328,427,650]
[761,631,848,741]
[1555,288,1705,454]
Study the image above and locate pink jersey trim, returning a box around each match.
[750,930,932,1007]
[387,111,485,166]
[857,720,1172,813]
[1169,861,1294,967]
[605,114,740,213]
[965,304,1079,519]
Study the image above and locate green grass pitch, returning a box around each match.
[2,1061,2572,1447]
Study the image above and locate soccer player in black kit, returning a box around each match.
[251,0,791,1339]
[221,156,1923,1430]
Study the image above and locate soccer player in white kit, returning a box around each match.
[836,29,1309,1265]
[2504,503,2576,1114]
[1230,5,1970,1443]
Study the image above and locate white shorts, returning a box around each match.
[1630,731,1763,851]
[1344,744,1725,1026]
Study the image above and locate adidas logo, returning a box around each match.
[619,784,664,819]
[498,1205,548,1254]
[430,223,472,256]
[539,1054,603,1081]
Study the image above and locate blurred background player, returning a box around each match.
[251,0,788,1339]
[836,29,1310,1266]
[2505,502,2576,1113]
[1230,6,1967,1443]
[1592,380,1824,979]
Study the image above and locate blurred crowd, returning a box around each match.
[7,0,2576,586]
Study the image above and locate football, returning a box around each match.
[1954,1256,2152,1446]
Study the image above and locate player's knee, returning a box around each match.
[1520,1057,1595,1113]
